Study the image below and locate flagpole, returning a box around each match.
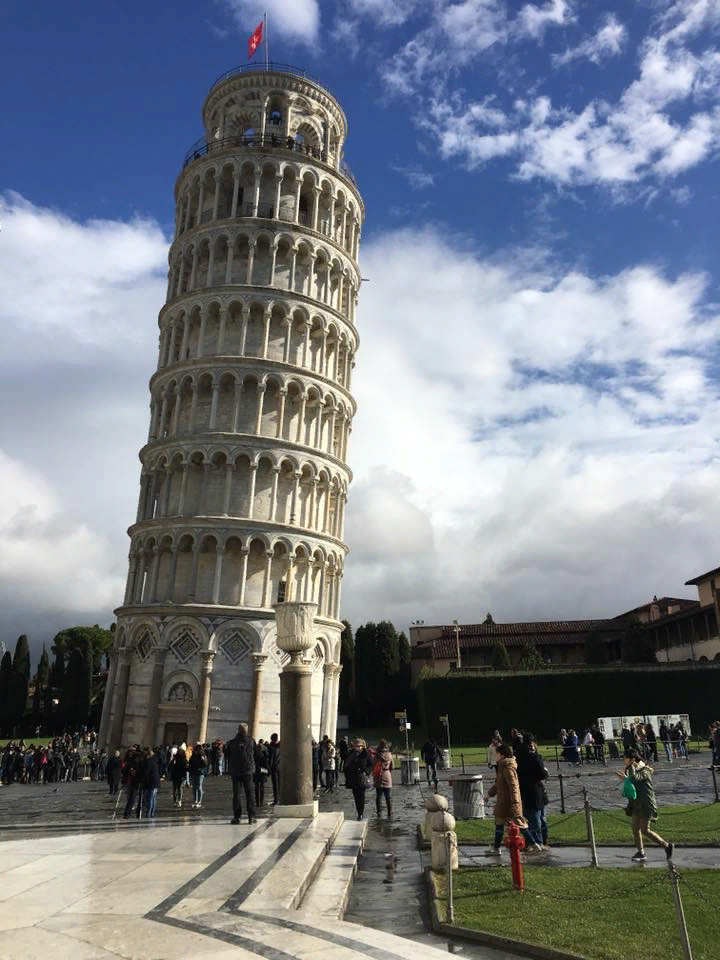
[264,12,269,70]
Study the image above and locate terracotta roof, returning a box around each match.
[616,597,699,618]
[686,566,720,586]
[414,619,626,659]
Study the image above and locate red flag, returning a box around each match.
[247,19,263,60]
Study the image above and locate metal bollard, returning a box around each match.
[583,787,599,867]
[461,753,465,774]
[445,831,454,924]
[668,862,693,960]
[554,745,560,771]
[710,765,720,803]
[559,772,565,813]
[505,821,525,891]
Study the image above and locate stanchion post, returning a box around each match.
[554,745,560,771]
[461,753,465,774]
[710,765,720,803]
[559,772,565,813]
[445,831,454,924]
[668,863,693,960]
[583,787,599,867]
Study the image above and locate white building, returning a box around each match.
[99,64,362,750]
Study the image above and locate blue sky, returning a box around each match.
[2,0,720,656]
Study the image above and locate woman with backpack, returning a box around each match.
[618,749,674,862]
[344,737,373,820]
[373,739,393,818]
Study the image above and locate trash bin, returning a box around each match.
[442,749,452,770]
[401,755,420,785]
[449,774,484,819]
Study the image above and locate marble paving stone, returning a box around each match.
[0,926,121,960]
[39,914,248,960]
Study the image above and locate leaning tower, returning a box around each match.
[99,64,362,751]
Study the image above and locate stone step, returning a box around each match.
[237,811,344,913]
[298,818,368,919]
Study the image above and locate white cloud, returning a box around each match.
[2,195,720,645]
[390,163,435,189]
[553,14,627,66]
[347,0,421,28]
[220,0,320,44]
[515,0,575,41]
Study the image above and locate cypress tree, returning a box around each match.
[490,640,512,671]
[338,620,354,714]
[12,634,31,680]
[0,651,12,735]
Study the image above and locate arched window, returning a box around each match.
[168,681,194,702]
[268,108,282,127]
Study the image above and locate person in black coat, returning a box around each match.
[142,747,161,818]
[107,750,122,795]
[266,733,280,805]
[253,740,268,808]
[516,733,549,849]
[122,748,145,819]
[169,746,188,808]
[227,724,256,824]
[344,738,373,821]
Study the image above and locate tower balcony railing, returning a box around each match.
[181,132,357,187]
[208,62,327,95]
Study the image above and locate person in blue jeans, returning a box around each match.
[516,734,549,849]
[188,743,207,809]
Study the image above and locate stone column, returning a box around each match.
[329,663,342,743]
[108,649,132,751]
[231,172,241,219]
[98,650,118,747]
[239,547,250,604]
[197,651,216,744]
[319,661,335,740]
[144,648,167,747]
[248,653,269,740]
[274,600,318,817]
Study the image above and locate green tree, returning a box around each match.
[398,630,411,699]
[0,651,12,735]
[484,612,495,625]
[584,632,609,665]
[52,625,113,674]
[9,634,30,728]
[353,622,377,724]
[621,622,657,664]
[63,648,91,729]
[12,634,31,680]
[33,645,50,724]
[338,620,354,714]
[517,640,546,671]
[490,641,512,671]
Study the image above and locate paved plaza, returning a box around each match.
[1,752,718,960]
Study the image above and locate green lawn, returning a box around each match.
[432,866,720,960]
[0,738,53,748]
[454,802,720,847]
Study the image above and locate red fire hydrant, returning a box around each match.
[505,820,525,891]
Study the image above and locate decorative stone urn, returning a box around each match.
[275,601,318,661]
[430,809,458,872]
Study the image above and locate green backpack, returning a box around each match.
[622,776,637,800]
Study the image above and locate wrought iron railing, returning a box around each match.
[207,62,326,95]
[181,133,357,186]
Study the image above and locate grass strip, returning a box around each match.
[431,865,720,960]
[455,802,720,847]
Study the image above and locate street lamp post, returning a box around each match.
[453,619,461,670]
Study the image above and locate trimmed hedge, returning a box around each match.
[416,664,720,741]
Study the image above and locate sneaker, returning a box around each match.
[666,843,674,860]
[632,851,647,862]
[230,818,240,825]
[525,845,544,855]
[484,847,502,857]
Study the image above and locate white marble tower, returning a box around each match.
[100,64,362,750]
